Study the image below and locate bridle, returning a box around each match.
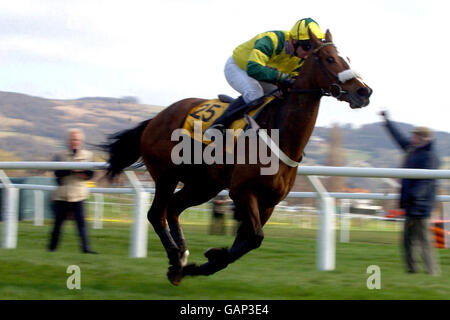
[288,41,356,99]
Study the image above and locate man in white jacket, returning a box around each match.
[49,128,97,254]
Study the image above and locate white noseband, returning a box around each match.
[337,69,357,83]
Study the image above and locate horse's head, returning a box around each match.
[304,29,372,109]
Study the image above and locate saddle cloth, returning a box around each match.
[182,96,275,145]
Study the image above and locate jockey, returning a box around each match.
[206,18,325,135]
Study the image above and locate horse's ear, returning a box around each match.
[308,28,322,49]
[325,29,333,43]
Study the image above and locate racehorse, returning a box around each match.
[103,30,372,285]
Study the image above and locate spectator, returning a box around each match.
[380,111,440,274]
[48,128,97,254]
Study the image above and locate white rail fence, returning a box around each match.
[1,162,450,271]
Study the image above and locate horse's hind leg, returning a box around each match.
[165,182,222,285]
[147,177,180,275]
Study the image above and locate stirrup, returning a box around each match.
[244,114,260,131]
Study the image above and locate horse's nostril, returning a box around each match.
[357,87,371,98]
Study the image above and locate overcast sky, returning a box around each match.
[0,0,449,132]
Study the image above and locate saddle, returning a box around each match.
[182,95,275,145]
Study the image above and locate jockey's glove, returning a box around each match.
[277,72,295,88]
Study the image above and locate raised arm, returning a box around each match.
[379,111,410,151]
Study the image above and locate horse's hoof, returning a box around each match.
[167,266,184,286]
[180,250,190,267]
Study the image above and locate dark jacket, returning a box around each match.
[384,119,440,218]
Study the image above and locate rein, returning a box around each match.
[287,87,329,97]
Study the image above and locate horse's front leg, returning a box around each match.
[167,218,189,266]
[147,178,182,280]
[165,215,189,285]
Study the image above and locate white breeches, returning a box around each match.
[224,56,277,104]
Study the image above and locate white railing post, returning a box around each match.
[125,171,150,258]
[306,176,336,271]
[93,193,104,229]
[340,199,351,243]
[1,170,19,249]
[33,190,45,226]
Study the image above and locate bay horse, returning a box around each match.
[104,30,372,285]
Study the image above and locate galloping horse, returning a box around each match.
[104,30,372,285]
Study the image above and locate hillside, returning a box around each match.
[0,91,163,160]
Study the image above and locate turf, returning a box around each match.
[1,218,449,300]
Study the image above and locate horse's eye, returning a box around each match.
[326,57,335,64]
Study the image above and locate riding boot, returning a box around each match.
[204,96,253,137]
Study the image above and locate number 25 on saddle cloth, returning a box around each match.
[181,96,275,145]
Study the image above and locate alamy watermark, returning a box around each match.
[170,121,280,175]
[366,265,381,290]
[66,265,81,290]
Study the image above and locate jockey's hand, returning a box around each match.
[277,72,295,89]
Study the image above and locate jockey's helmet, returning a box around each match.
[290,18,325,41]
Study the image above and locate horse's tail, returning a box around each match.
[102,119,152,179]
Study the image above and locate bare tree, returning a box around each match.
[326,124,346,192]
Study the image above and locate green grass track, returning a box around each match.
[1,218,449,300]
